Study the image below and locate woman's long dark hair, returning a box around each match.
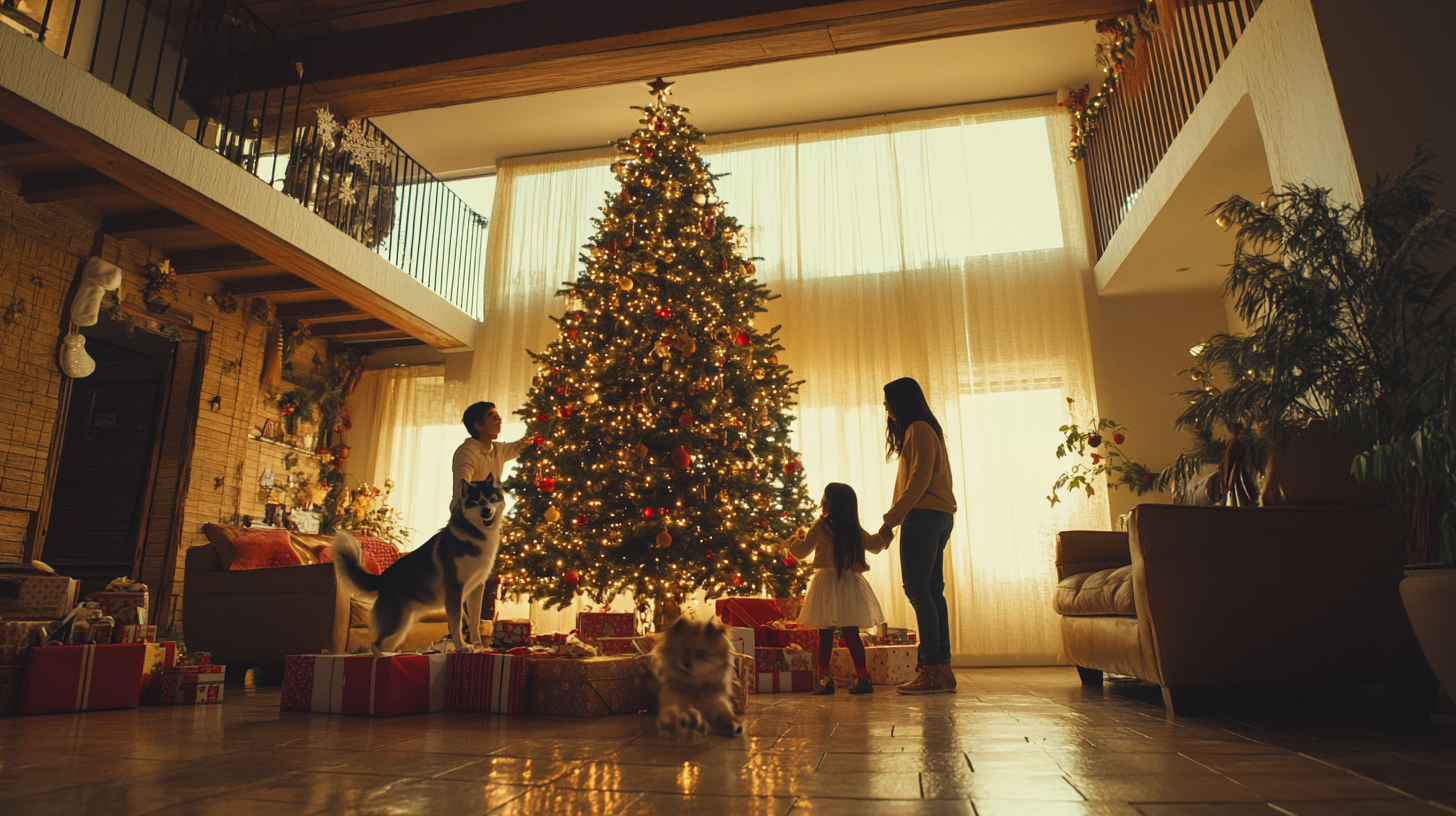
[884,376,944,460]
[823,482,868,577]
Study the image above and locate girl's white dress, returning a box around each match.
[789,519,887,629]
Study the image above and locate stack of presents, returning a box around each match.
[0,573,222,715]
[280,597,920,720]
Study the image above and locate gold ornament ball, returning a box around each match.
[544,506,561,523]
[632,442,650,458]
[585,393,600,404]
[618,276,634,291]
[656,531,673,548]
[753,367,765,380]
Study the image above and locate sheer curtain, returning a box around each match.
[470,99,1107,663]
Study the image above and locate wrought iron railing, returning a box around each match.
[1083,0,1262,256]
[10,0,486,319]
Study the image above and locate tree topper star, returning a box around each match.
[646,77,674,97]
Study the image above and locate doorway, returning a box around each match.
[44,312,174,598]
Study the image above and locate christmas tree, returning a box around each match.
[497,79,817,620]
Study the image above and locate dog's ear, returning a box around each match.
[459,478,472,500]
[670,615,692,634]
[482,473,498,490]
[705,617,726,637]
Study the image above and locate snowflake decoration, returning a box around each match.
[315,107,340,150]
[340,119,390,169]
[333,183,357,208]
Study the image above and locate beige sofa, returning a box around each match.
[183,531,449,669]
[1054,433,1432,715]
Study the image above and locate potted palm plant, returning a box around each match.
[1197,149,1456,699]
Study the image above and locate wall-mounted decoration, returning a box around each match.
[71,257,122,326]
[58,331,95,378]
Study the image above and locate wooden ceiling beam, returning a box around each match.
[0,124,51,160]
[101,209,196,238]
[309,318,396,337]
[19,169,125,203]
[275,299,364,320]
[169,247,272,275]
[282,0,1136,118]
[223,274,321,296]
[348,338,430,352]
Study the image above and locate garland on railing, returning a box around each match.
[1062,15,1145,162]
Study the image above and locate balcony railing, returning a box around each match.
[11,0,486,320]
[1084,0,1262,256]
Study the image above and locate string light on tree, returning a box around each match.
[497,77,816,621]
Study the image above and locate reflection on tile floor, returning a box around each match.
[1,668,1453,815]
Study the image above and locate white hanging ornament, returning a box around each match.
[59,332,95,378]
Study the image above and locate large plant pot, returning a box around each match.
[1400,568,1456,700]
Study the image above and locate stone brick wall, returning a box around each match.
[0,169,333,627]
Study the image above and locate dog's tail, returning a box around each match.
[330,531,381,599]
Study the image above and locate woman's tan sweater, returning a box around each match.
[884,420,957,528]
[787,518,888,572]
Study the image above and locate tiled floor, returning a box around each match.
[2,668,1454,815]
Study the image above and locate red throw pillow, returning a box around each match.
[226,529,303,571]
[356,536,401,573]
[311,544,381,575]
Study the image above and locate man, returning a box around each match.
[451,401,530,631]
[452,401,530,503]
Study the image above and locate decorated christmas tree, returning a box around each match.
[497,79,817,620]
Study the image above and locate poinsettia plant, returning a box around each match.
[1048,400,1160,506]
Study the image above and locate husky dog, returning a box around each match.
[652,616,743,737]
[332,474,505,655]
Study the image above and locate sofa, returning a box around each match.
[183,525,451,669]
[1054,431,1432,716]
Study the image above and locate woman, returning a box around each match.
[878,377,957,694]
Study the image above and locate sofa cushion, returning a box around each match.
[357,536,402,572]
[217,529,302,571]
[311,543,381,575]
[204,523,316,569]
[1054,565,1136,617]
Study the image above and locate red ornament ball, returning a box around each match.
[720,259,729,271]
[563,570,580,586]
[671,445,692,469]
[784,555,798,568]
[678,410,695,428]
[568,330,578,339]
[783,459,801,474]
[643,507,655,518]
[734,331,750,345]
[281,405,294,415]
[537,477,556,493]
[537,413,550,423]
[559,406,572,418]
[732,575,742,587]
[705,551,714,560]
[532,434,545,446]
[1113,433,1126,444]
[655,307,672,319]
[575,514,591,527]
[643,147,655,159]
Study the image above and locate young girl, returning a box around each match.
[787,482,887,695]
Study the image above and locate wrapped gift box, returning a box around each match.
[0,575,78,621]
[493,619,532,649]
[446,652,528,714]
[781,644,815,672]
[140,641,178,704]
[715,598,782,628]
[17,643,146,714]
[0,620,56,652]
[829,644,919,686]
[774,597,804,622]
[87,590,148,628]
[574,611,636,646]
[596,636,655,656]
[117,625,157,644]
[755,669,814,693]
[279,653,447,716]
[160,665,225,705]
[726,626,754,659]
[760,623,819,654]
[755,646,787,672]
[527,655,653,717]
[731,652,754,714]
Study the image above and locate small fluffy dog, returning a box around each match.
[332,475,505,655]
[652,616,743,737]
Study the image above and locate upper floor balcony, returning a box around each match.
[1,0,485,350]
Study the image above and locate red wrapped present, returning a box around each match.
[17,643,146,714]
[755,669,814,693]
[596,636,655,656]
[493,619,532,649]
[160,664,225,705]
[446,652,528,714]
[762,622,819,654]
[574,611,636,646]
[117,625,157,644]
[281,654,348,713]
[139,641,178,704]
[755,647,787,672]
[781,644,815,672]
[0,575,78,620]
[715,598,782,628]
[731,652,754,713]
[87,590,148,628]
[527,655,653,717]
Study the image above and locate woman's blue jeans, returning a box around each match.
[899,508,955,666]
